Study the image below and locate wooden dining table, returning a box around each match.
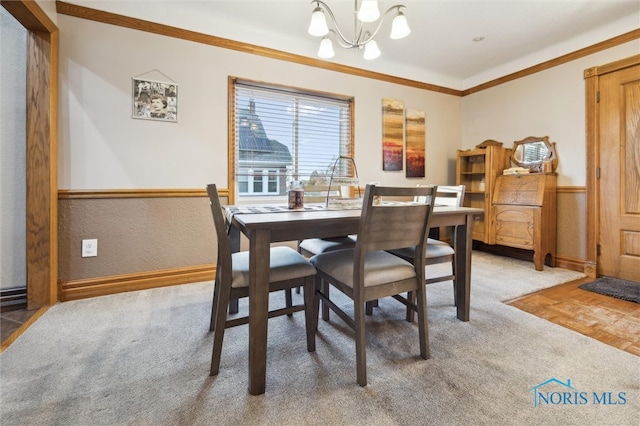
[225,204,483,395]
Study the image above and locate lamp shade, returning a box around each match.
[390,11,410,39]
[318,36,335,58]
[308,7,329,36]
[363,40,381,60]
[357,0,380,23]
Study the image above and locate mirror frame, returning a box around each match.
[511,136,558,173]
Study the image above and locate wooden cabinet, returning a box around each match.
[490,173,557,270]
[456,146,510,243]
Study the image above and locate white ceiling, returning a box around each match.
[66,1,640,90]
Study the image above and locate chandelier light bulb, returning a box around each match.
[363,39,381,60]
[308,6,329,36]
[390,11,410,39]
[318,36,335,58]
[357,0,381,23]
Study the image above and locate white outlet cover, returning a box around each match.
[82,239,98,257]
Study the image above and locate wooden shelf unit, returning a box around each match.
[456,146,510,243]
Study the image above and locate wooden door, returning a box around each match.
[598,63,640,282]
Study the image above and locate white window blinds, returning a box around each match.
[233,79,353,200]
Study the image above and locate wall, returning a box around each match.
[461,40,639,186]
[55,10,638,296]
[57,15,461,190]
[0,8,27,291]
[461,40,640,261]
[56,13,462,296]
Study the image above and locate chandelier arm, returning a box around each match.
[312,0,358,47]
[359,5,406,45]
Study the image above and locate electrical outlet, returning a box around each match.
[82,239,98,257]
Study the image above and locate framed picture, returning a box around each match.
[132,78,178,122]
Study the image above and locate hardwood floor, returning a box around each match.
[0,307,44,352]
[508,277,640,356]
[2,277,639,356]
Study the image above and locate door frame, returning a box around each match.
[584,53,640,278]
[1,0,58,308]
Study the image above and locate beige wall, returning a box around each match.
[461,40,639,186]
[55,11,638,292]
[57,15,461,191]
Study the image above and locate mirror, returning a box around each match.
[511,136,557,173]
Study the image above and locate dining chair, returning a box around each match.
[206,184,317,376]
[298,183,357,258]
[385,185,466,316]
[306,184,437,387]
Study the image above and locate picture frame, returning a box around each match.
[132,78,178,122]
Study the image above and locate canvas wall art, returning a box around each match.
[405,108,425,178]
[382,98,404,171]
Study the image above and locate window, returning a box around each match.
[230,78,354,203]
[239,169,279,195]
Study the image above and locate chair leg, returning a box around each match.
[354,301,368,387]
[210,282,232,376]
[406,291,416,323]
[210,269,221,331]
[229,297,239,314]
[415,284,430,360]
[285,288,293,316]
[321,279,330,321]
[365,299,379,315]
[304,275,318,352]
[451,259,457,307]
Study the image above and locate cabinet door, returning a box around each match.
[492,205,538,249]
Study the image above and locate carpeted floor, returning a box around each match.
[1,251,638,425]
[579,276,640,303]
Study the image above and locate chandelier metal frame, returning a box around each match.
[308,0,410,59]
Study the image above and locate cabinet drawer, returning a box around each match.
[493,174,545,206]
[493,206,536,249]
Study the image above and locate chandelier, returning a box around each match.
[308,0,410,60]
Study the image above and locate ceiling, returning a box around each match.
[65,1,639,90]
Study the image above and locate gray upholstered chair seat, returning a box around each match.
[298,236,356,257]
[310,249,416,288]
[427,237,450,247]
[390,240,455,260]
[231,246,317,288]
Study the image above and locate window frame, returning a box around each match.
[227,76,355,204]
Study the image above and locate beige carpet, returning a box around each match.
[1,251,638,425]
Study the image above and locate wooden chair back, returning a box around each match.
[355,184,437,266]
[206,184,232,286]
[302,184,343,203]
[414,185,465,207]
[434,185,465,207]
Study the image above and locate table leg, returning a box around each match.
[248,229,270,395]
[454,214,473,321]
